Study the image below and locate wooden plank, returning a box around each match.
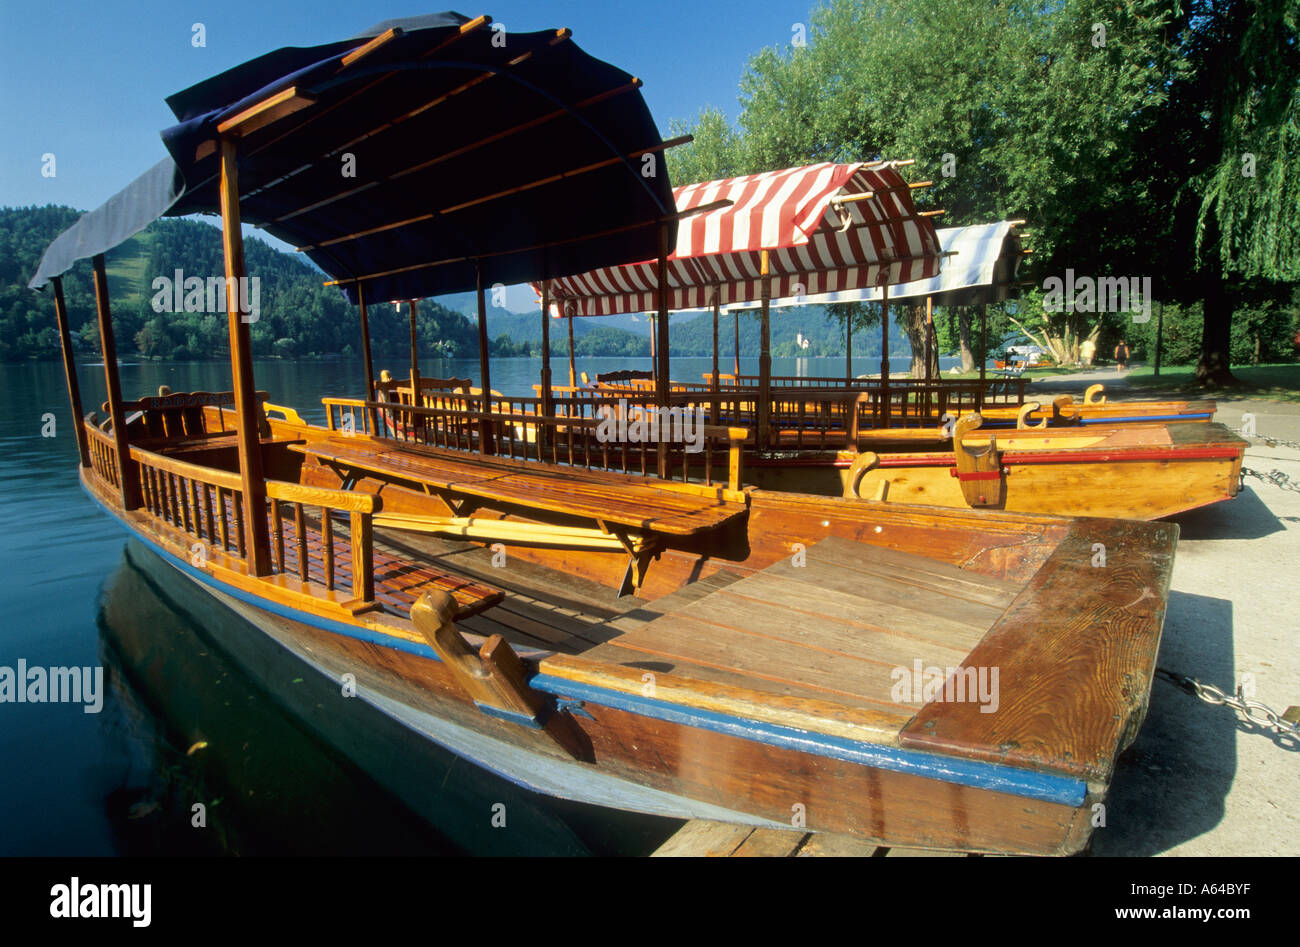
[731,828,807,858]
[804,536,1020,608]
[899,518,1178,782]
[881,845,967,857]
[265,478,380,513]
[606,611,938,711]
[796,834,886,857]
[216,86,317,137]
[651,821,754,857]
[718,567,1000,644]
[666,588,979,666]
[339,26,401,67]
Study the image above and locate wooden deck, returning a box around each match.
[569,536,1019,716]
[292,437,747,536]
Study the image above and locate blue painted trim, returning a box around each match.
[474,701,544,729]
[1077,413,1212,424]
[980,413,1212,429]
[529,673,1087,807]
[80,481,444,663]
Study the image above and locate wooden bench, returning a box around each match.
[292,438,747,537]
[291,437,750,595]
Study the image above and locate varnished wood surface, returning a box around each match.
[899,518,1178,783]
[571,537,1011,716]
[292,437,746,536]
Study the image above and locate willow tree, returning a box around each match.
[1188,0,1300,383]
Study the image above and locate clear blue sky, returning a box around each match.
[1,0,815,215]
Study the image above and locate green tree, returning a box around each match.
[670,0,1180,375]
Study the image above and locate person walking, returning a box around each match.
[1113,339,1130,371]
[1080,337,1096,368]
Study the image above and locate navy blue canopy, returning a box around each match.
[31,12,677,304]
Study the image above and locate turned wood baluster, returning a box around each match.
[217,487,230,552]
[322,510,335,590]
[189,478,202,538]
[203,484,215,542]
[271,499,285,572]
[234,493,245,557]
[295,503,308,582]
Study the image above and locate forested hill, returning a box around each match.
[1,207,489,362]
[1,205,908,362]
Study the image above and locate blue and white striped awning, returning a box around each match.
[721,221,1023,311]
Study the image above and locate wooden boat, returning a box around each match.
[33,13,1179,855]
[534,188,1243,518]
[546,378,1243,517]
[693,375,1217,428]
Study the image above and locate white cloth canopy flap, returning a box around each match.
[720,222,1022,311]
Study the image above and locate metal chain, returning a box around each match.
[1241,467,1300,493]
[1229,425,1300,492]
[1229,426,1300,452]
[1155,667,1300,744]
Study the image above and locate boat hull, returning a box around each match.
[749,425,1247,519]
[90,473,1102,855]
[166,547,1100,855]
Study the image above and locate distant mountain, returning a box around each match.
[3,205,908,363]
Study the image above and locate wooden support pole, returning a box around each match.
[734,310,740,377]
[925,295,934,384]
[218,137,271,576]
[476,265,495,455]
[540,282,552,448]
[846,307,853,385]
[52,276,90,469]
[358,285,377,433]
[408,298,420,403]
[350,510,375,603]
[567,307,576,388]
[655,223,671,479]
[655,224,672,406]
[880,284,890,427]
[757,249,772,448]
[710,295,720,425]
[91,256,139,508]
[978,303,987,411]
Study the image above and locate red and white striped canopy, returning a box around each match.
[536,161,944,316]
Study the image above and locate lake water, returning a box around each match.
[0,353,955,855]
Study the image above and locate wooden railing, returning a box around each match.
[125,443,381,604]
[707,373,1031,404]
[85,419,120,490]
[325,397,748,492]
